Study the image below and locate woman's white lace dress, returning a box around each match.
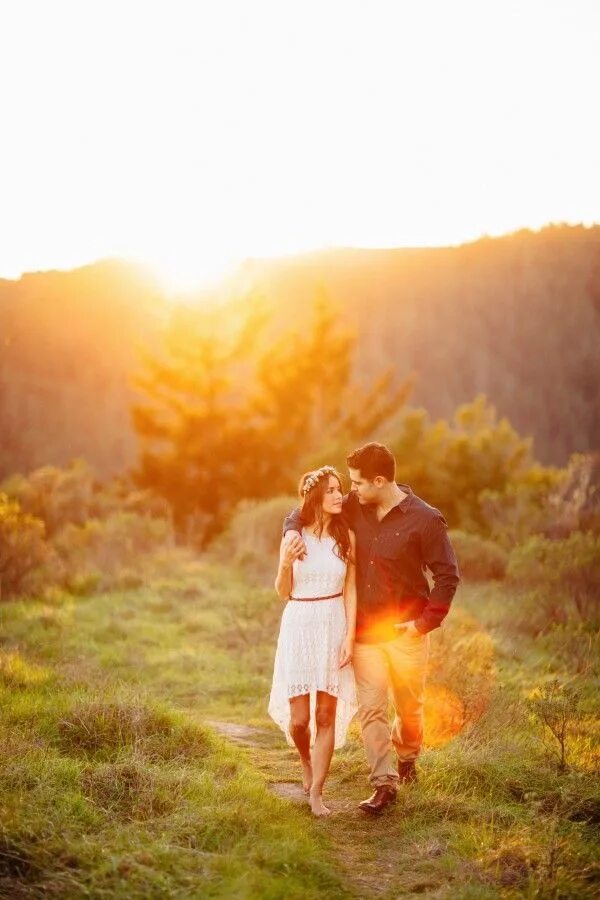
[268,528,358,749]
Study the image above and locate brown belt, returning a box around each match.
[289,592,343,602]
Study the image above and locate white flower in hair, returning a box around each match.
[302,465,336,494]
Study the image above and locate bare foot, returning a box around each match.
[309,791,331,817]
[300,757,313,795]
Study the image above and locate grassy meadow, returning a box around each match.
[1,548,598,899]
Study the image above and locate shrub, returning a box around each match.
[479,479,559,547]
[210,495,297,586]
[448,530,507,581]
[507,532,600,629]
[65,570,103,597]
[2,460,171,539]
[538,624,600,677]
[547,452,600,535]
[527,680,583,771]
[0,493,50,600]
[427,610,496,741]
[52,512,173,590]
[1,464,176,598]
[386,396,560,534]
[1,460,97,537]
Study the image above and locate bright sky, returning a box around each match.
[1,0,599,290]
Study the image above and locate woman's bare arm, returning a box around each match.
[274,534,303,599]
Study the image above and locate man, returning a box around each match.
[283,442,460,814]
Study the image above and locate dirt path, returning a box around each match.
[208,719,308,803]
[207,719,429,899]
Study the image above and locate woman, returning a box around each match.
[268,465,357,817]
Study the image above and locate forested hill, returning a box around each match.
[0,260,169,477]
[225,224,600,465]
[1,225,599,479]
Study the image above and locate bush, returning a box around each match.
[210,495,297,586]
[538,624,600,677]
[427,610,496,741]
[385,396,560,534]
[527,679,583,771]
[53,511,172,587]
[1,460,97,537]
[507,532,600,629]
[2,460,170,538]
[0,493,50,600]
[548,453,600,535]
[448,530,507,581]
[0,462,176,599]
[480,454,599,546]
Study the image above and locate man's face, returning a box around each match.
[348,467,380,504]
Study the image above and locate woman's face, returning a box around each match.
[321,475,343,515]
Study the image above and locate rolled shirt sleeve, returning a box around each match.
[283,507,303,535]
[413,515,460,634]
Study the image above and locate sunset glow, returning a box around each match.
[1,0,599,290]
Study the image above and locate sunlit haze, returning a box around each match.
[1,0,599,290]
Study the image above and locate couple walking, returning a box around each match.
[268,442,460,817]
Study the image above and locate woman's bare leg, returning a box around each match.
[310,691,337,816]
[289,694,312,793]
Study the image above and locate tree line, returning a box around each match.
[1,224,598,484]
[133,292,579,546]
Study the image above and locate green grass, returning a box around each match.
[1,557,598,898]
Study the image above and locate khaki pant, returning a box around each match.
[353,631,429,787]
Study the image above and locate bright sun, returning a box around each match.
[145,252,240,296]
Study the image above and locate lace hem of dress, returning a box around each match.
[287,681,340,697]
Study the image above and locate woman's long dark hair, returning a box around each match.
[298,467,351,562]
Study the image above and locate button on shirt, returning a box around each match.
[284,484,460,643]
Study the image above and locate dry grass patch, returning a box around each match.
[81,758,182,821]
[0,650,53,689]
[57,698,214,761]
[0,836,40,885]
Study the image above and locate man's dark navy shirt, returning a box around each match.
[284,484,460,643]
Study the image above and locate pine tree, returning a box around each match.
[132,295,410,542]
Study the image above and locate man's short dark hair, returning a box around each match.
[346,442,396,482]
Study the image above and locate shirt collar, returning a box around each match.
[396,483,413,513]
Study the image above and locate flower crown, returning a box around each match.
[302,465,337,495]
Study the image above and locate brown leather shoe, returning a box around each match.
[398,760,417,784]
[358,785,397,814]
